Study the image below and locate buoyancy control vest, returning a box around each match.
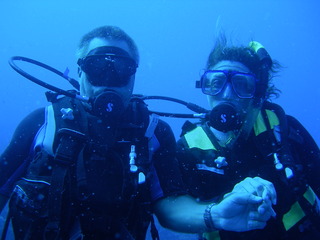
[8,95,160,240]
[178,101,320,240]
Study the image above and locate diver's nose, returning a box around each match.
[220,83,236,99]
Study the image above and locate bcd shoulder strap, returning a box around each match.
[45,96,88,239]
[253,101,296,178]
[114,97,161,240]
[254,103,320,232]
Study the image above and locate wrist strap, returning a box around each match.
[204,203,217,231]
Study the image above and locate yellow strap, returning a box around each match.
[202,231,221,240]
[184,127,216,150]
[254,110,280,136]
[282,201,305,231]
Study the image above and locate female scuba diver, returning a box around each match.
[176,34,320,240]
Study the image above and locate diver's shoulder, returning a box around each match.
[16,107,45,130]
[23,107,46,121]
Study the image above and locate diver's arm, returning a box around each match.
[154,177,276,233]
[154,194,208,233]
[0,108,44,184]
[0,108,44,213]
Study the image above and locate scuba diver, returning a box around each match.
[0,26,276,240]
[176,34,320,239]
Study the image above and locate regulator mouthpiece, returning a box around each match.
[91,91,125,120]
[209,102,242,132]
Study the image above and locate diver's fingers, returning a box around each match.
[232,177,260,194]
[253,177,277,205]
[238,191,262,204]
[249,209,269,222]
[251,202,276,222]
[247,219,267,230]
[257,202,277,217]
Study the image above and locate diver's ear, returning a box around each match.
[78,67,82,78]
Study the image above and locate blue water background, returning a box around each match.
[1,0,319,239]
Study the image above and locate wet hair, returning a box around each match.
[76,25,139,64]
[206,33,281,99]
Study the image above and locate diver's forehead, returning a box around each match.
[211,61,251,73]
[86,38,132,57]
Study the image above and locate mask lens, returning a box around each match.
[78,54,137,87]
[82,56,112,77]
[231,73,256,98]
[202,71,227,95]
[113,56,137,77]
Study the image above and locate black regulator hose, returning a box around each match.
[9,56,83,100]
[142,95,209,118]
[8,56,209,119]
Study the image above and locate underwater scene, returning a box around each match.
[1,0,319,239]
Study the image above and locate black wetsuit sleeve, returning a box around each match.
[287,115,320,195]
[0,108,45,193]
[151,119,187,200]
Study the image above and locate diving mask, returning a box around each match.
[200,70,258,99]
[77,46,138,87]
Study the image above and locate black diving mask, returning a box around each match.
[77,46,138,87]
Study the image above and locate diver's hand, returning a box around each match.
[212,177,277,232]
[229,177,277,217]
[211,191,272,232]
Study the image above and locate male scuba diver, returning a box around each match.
[176,34,320,239]
[0,26,276,240]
